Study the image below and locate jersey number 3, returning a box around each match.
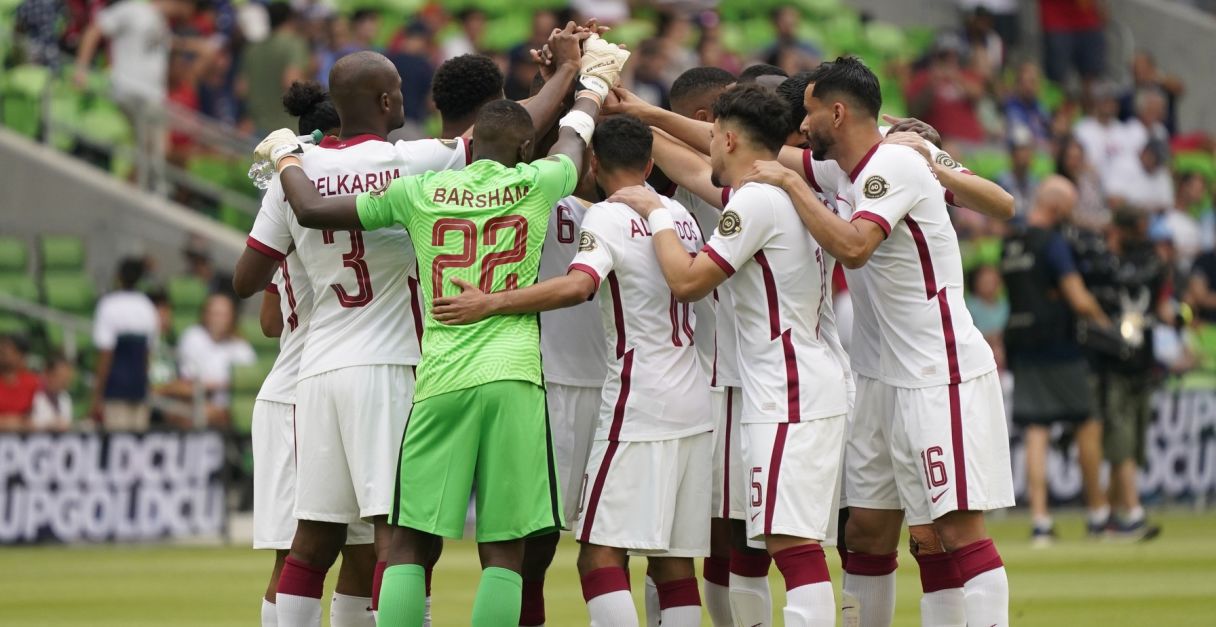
[432,216,527,297]
[322,230,374,308]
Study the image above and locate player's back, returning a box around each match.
[704,182,848,423]
[256,253,314,403]
[389,155,578,401]
[673,186,729,385]
[540,196,607,387]
[846,144,995,387]
[572,196,712,441]
[285,136,469,380]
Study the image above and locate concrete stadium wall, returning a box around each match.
[0,128,245,289]
[846,0,1216,132]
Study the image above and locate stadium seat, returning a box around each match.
[0,236,28,274]
[866,22,908,60]
[1175,151,1216,182]
[173,311,196,338]
[167,277,208,314]
[0,275,39,302]
[42,273,95,316]
[963,149,1011,182]
[39,235,85,273]
[229,359,275,434]
[0,64,51,138]
[481,14,531,53]
[241,317,280,355]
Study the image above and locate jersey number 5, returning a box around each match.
[322,230,374,308]
[432,216,528,297]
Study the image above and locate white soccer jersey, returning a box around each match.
[539,196,607,387]
[568,195,712,441]
[248,135,469,379]
[844,143,996,388]
[702,183,849,423]
[255,255,314,404]
[672,186,732,386]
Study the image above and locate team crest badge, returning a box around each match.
[718,210,742,237]
[369,179,391,197]
[935,152,958,169]
[863,175,889,199]
[579,231,597,252]
[438,138,459,149]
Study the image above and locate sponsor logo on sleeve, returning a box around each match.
[935,152,958,169]
[578,231,598,252]
[863,175,890,199]
[718,210,742,237]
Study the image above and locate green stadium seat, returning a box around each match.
[39,235,85,272]
[45,324,94,356]
[241,317,280,355]
[42,273,95,315]
[231,359,274,396]
[173,311,196,338]
[0,314,26,335]
[168,277,209,314]
[481,14,531,53]
[866,22,908,60]
[963,149,1011,182]
[1175,151,1215,182]
[229,395,256,434]
[604,20,656,50]
[0,236,28,273]
[0,64,51,138]
[796,0,843,19]
[0,275,39,301]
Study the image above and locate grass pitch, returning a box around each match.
[2,510,1214,625]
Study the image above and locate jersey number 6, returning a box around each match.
[432,215,528,297]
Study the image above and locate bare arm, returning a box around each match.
[90,349,113,418]
[521,61,579,141]
[260,290,284,338]
[1059,273,1111,326]
[606,88,714,155]
[432,273,596,324]
[934,164,1015,220]
[547,95,600,175]
[233,246,281,298]
[276,162,363,230]
[652,131,726,210]
[73,22,103,87]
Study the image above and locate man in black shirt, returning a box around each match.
[1002,176,1111,545]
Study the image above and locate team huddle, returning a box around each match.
[236,18,1016,627]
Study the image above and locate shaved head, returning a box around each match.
[471,99,534,166]
[328,51,405,133]
[1032,174,1078,223]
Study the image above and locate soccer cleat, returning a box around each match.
[1086,516,1110,538]
[1107,517,1161,542]
[1030,525,1056,548]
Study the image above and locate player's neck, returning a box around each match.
[724,147,775,189]
[833,123,884,178]
[337,123,388,141]
[440,119,474,140]
[599,171,647,197]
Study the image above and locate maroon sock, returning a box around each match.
[656,577,702,610]
[371,560,387,610]
[837,543,849,571]
[276,556,327,599]
[729,548,773,578]
[772,544,831,591]
[952,538,1004,583]
[580,566,631,602]
[703,556,730,587]
[519,579,546,626]
[843,551,898,577]
[914,551,963,593]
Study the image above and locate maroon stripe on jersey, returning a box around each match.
[851,211,892,238]
[608,272,626,359]
[802,149,823,193]
[753,252,781,340]
[720,187,732,207]
[463,137,473,165]
[721,388,733,518]
[669,295,683,347]
[764,423,790,534]
[681,302,695,345]
[609,350,634,441]
[948,382,968,510]
[662,181,679,198]
[247,236,286,261]
[848,141,883,182]
[580,350,634,543]
[568,263,601,294]
[407,274,423,346]
[318,134,386,149]
[754,251,800,422]
[944,189,956,207]
[702,245,736,277]
[281,260,300,331]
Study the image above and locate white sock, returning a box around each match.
[588,590,639,627]
[1032,515,1053,531]
[1122,506,1145,524]
[729,574,772,626]
[660,604,701,627]
[963,567,1009,627]
[703,579,732,626]
[1088,505,1111,526]
[330,593,374,627]
[782,581,836,627]
[274,593,321,627]
[843,573,895,627]
[920,589,965,627]
[841,590,860,627]
[261,599,276,627]
[644,576,660,627]
[424,595,432,627]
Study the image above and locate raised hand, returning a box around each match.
[548,21,590,70]
[601,87,655,119]
[432,277,493,325]
[608,185,665,219]
[739,160,798,191]
[881,114,942,148]
[254,128,305,169]
[579,35,631,103]
[882,131,932,163]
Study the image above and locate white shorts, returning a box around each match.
[742,416,846,542]
[545,382,600,528]
[892,370,1015,525]
[710,387,745,520]
[844,375,904,513]
[294,365,414,523]
[575,432,713,557]
[251,400,373,549]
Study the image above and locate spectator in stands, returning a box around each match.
[174,293,255,427]
[1074,83,1141,196]
[1038,0,1106,89]
[1057,133,1110,230]
[632,39,672,110]
[999,125,1042,220]
[313,15,350,88]
[0,335,39,431]
[14,0,64,67]
[388,20,436,125]
[183,234,236,299]
[963,6,1004,77]
[1127,87,1171,147]
[1001,175,1112,544]
[694,11,743,76]
[736,63,788,92]
[1004,62,1051,143]
[1108,138,1176,215]
[905,35,986,144]
[1149,161,1202,273]
[965,264,1010,367]
[441,8,485,60]
[340,8,381,55]
[762,6,821,72]
[91,257,159,432]
[1119,51,1185,135]
[30,352,74,432]
[957,0,1020,52]
[1177,172,1216,251]
[505,9,560,100]
[239,2,308,136]
[654,11,698,85]
[146,290,179,389]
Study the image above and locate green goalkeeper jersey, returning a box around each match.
[356,154,579,401]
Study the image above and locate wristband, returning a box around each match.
[577,76,611,103]
[559,110,596,145]
[647,208,674,234]
[575,88,603,107]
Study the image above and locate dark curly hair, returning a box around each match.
[592,115,653,173]
[712,84,791,153]
[282,81,339,136]
[432,54,505,122]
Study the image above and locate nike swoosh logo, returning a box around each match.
[750,623,763,627]
[750,511,761,522]
[931,490,949,503]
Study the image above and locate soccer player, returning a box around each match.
[431,114,714,627]
[235,81,378,627]
[259,33,629,627]
[614,84,850,627]
[742,57,1014,627]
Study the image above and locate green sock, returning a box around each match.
[470,566,523,627]
[377,564,427,627]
